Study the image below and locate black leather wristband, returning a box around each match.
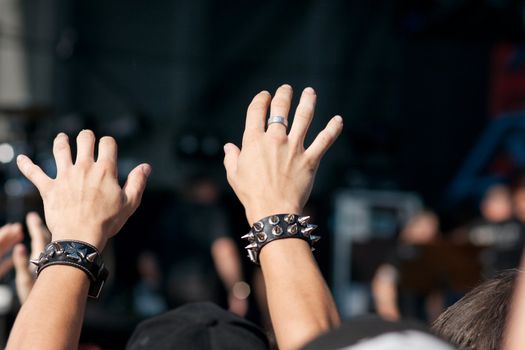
[242,214,319,264]
[31,240,109,299]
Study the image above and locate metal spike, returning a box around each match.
[309,235,321,244]
[269,215,280,225]
[287,223,299,235]
[67,253,82,263]
[52,241,63,252]
[253,221,264,232]
[241,232,255,241]
[86,252,98,263]
[256,232,268,242]
[298,216,311,226]
[30,258,41,266]
[245,242,258,249]
[311,247,316,252]
[284,214,295,224]
[272,225,283,236]
[247,249,258,263]
[301,224,318,236]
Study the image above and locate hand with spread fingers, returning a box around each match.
[224,85,343,225]
[8,130,151,350]
[16,130,151,251]
[13,212,51,304]
[224,85,342,350]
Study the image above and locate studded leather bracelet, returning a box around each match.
[242,214,319,264]
[30,240,109,299]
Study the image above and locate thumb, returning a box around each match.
[123,163,151,213]
[223,143,240,178]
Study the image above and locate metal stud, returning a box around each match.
[269,215,280,225]
[287,223,299,235]
[298,216,311,226]
[241,232,255,241]
[253,221,264,232]
[301,224,318,236]
[284,214,295,224]
[30,258,41,266]
[272,225,283,236]
[309,235,321,244]
[256,232,268,242]
[245,242,258,249]
[86,252,98,263]
[311,247,316,252]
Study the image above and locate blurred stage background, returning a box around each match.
[2,0,525,347]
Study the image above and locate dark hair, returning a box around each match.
[431,269,517,350]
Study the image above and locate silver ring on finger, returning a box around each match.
[267,116,288,129]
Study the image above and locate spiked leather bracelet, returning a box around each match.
[31,240,109,299]
[242,214,319,264]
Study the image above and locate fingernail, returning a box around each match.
[16,155,24,163]
[223,144,228,153]
[260,90,270,95]
[142,164,152,176]
[281,84,292,89]
[334,115,343,123]
[304,87,316,95]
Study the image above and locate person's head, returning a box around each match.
[400,210,440,244]
[480,184,513,223]
[127,302,269,350]
[432,269,517,350]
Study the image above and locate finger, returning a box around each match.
[0,256,14,278]
[96,136,118,175]
[267,84,293,136]
[75,129,96,164]
[123,163,151,212]
[13,244,34,304]
[53,133,72,175]
[26,212,51,259]
[305,115,344,164]
[0,223,24,257]
[17,155,52,193]
[243,91,271,144]
[223,143,240,179]
[289,87,317,147]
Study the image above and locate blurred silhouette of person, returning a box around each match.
[468,184,524,275]
[372,210,443,322]
[160,175,248,317]
[133,251,168,317]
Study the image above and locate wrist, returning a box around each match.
[50,229,107,252]
[245,206,303,225]
[242,213,319,264]
[31,240,109,299]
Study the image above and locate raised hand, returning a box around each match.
[16,130,151,250]
[223,85,343,224]
[13,212,51,303]
[223,85,342,350]
[0,223,24,277]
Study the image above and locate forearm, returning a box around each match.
[260,238,340,350]
[7,265,89,349]
[372,265,400,321]
[211,237,243,289]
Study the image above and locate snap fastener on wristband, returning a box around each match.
[242,214,319,264]
[30,240,109,299]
